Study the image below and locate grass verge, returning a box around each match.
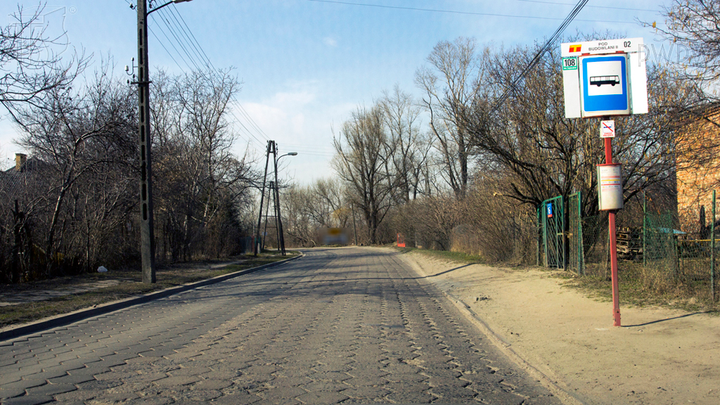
[396,246,485,264]
[397,246,719,313]
[557,261,719,313]
[0,252,298,329]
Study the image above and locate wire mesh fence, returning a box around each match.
[538,191,718,302]
[676,191,717,300]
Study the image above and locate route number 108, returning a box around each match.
[562,57,578,70]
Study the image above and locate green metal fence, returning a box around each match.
[537,191,718,302]
[568,192,585,275]
[537,194,583,273]
[674,191,717,301]
[539,196,565,269]
[644,209,678,276]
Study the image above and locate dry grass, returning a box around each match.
[556,260,719,313]
[400,246,719,313]
[0,252,297,328]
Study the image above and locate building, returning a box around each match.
[675,103,720,236]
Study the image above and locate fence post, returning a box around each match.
[560,196,566,269]
[577,191,585,275]
[543,203,549,267]
[712,190,716,302]
[537,205,541,267]
[643,191,647,267]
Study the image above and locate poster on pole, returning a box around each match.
[597,164,623,210]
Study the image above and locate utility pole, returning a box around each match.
[136,0,155,283]
[262,181,275,251]
[273,151,286,255]
[254,141,294,256]
[255,141,272,256]
[133,0,193,282]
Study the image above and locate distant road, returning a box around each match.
[0,247,559,404]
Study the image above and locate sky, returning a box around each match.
[0,0,676,185]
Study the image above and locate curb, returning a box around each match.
[0,253,303,342]
[441,291,585,405]
[394,249,584,405]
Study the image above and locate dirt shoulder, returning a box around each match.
[399,249,720,405]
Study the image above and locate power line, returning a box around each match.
[149,37,267,147]
[158,8,272,146]
[148,25,195,72]
[307,0,636,24]
[154,9,204,71]
[490,0,589,112]
[168,7,216,72]
[146,5,271,149]
[516,0,657,12]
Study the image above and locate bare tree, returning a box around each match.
[650,0,720,193]
[415,37,486,199]
[11,65,136,276]
[653,0,720,84]
[379,86,431,201]
[282,184,318,247]
[1,3,87,116]
[459,41,696,220]
[151,69,255,261]
[333,106,395,244]
[313,178,351,228]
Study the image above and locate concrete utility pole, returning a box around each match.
[255,141,272,256]
[135,0,192,283]
[136,0,155,283]
[255,142,296,256]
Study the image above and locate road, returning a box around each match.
[1,247,561,404]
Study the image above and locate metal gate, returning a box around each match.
[568,192,584,275]
[541,196,565,268]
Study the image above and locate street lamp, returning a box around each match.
[274,152,297,256]
[136,0,193,283]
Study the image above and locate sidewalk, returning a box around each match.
[401,250,720,405]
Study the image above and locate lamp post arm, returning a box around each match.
[147,0,192,15]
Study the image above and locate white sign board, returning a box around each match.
[597,164,623,210]
[561,38,648,118]
[600,120,615,138]
[561,38,643,57]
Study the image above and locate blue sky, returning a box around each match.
[1,0,672,184]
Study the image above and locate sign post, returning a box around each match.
[603,135,622,326]
[561,38,648,327]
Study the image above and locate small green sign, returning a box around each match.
[562,57,578,70]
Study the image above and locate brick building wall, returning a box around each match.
[676,110,720,235]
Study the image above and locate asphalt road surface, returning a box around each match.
[1,247,561,404]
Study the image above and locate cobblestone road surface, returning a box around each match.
[0,248,561,404]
